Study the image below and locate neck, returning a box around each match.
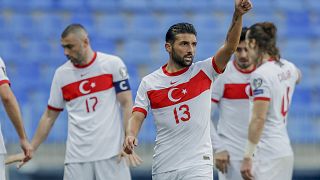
[81,49,95,66]
[256,53,271,67]
[166,59,186,73]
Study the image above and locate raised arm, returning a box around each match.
[215,0,252,71]
[0,83,33,161]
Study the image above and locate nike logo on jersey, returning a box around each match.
[81,72,89,77]
[170,81,177,85]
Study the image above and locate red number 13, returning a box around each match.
[174,104,191,124]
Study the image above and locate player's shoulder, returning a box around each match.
[140,67,163,86]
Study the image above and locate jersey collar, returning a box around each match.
[73,52,97,69]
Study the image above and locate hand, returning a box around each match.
[20,138,33,164]
[214,150,230,174]
[5,153,24,165]
[123,135,138,154]
[240,157,254,180]
[235,0,252,15]
[118,150,143,167]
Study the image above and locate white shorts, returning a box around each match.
[0,155,5,180]
[254,156,293,180]
[152,164,213,180]
[218,160,244,180]
[64,156,131,180]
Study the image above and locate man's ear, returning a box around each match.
[165,42,172,53]
[248,39,256,49]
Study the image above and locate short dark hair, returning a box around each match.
[240,27,248,42]
[247,22,280,60]
[165,23,197,43]
[61,24,87,38]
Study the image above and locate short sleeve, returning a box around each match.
[211,75,225,104]
[0,57,10,85]
[111,57,129,82]
[48,71,65,111]
[132,79,149,117]
[250,72,271,101]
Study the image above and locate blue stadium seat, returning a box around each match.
[274,0,304,12]
[86,0,119,12]
[128,14,161,40]
[195,41,220,61]
[306,0,320,12]
[56,0,86,11]
[29,0,54,11]
[90,37,117,54]
[32,14,65,39]
[70,13,96,35]
[191,14,225,41]
[159,13,190,35]
[121,40,153,65]
[285,11,314,38]
[94,14,128,41]
[150,0,183,12]
[119,0,150,13]
[7,13,35,38]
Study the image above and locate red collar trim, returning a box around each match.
[73,52,97,69]
[162,64,190,76]
[233,60,255,74]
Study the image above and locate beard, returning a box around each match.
[172,49,193,68]
[67,52,85,65]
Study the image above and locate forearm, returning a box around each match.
[121,101,133,132]
[126,113,144,138]
[2,95,27,140]
[248,117,265,144]
[31,110,57,151]
[225,11,243,54]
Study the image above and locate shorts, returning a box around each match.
[64,156,131,180]
[218,160,244,180]
[152,164,213,180]
[254,156,293,180]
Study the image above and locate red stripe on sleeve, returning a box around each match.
[254,97,270,101]
[211,98,219,103]
[48,105,63,111]
[212,57,223,74]
[133,107,147,117]
[0,80,10,86]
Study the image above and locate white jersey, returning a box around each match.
[48,52,129,163]
[249,58,299,160]
[133,57,222,174]
[211,60,254,160]
[0,57,9,155]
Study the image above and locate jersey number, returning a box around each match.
[86,96,98,113]
[174,104,191,124]
[281,87,290,118]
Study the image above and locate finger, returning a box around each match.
[133,138,138,146]
[17,161,27,169]
[133,152,143,164]
[128,155,137,167]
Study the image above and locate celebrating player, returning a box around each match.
[13,24,141,180]
[210,27,255,179]
[123,0,252,179]
[240,22,302,180]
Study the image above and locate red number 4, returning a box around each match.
[174,104,191,124]
[281,87,290,118]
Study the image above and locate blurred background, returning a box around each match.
[0,0,319,179]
